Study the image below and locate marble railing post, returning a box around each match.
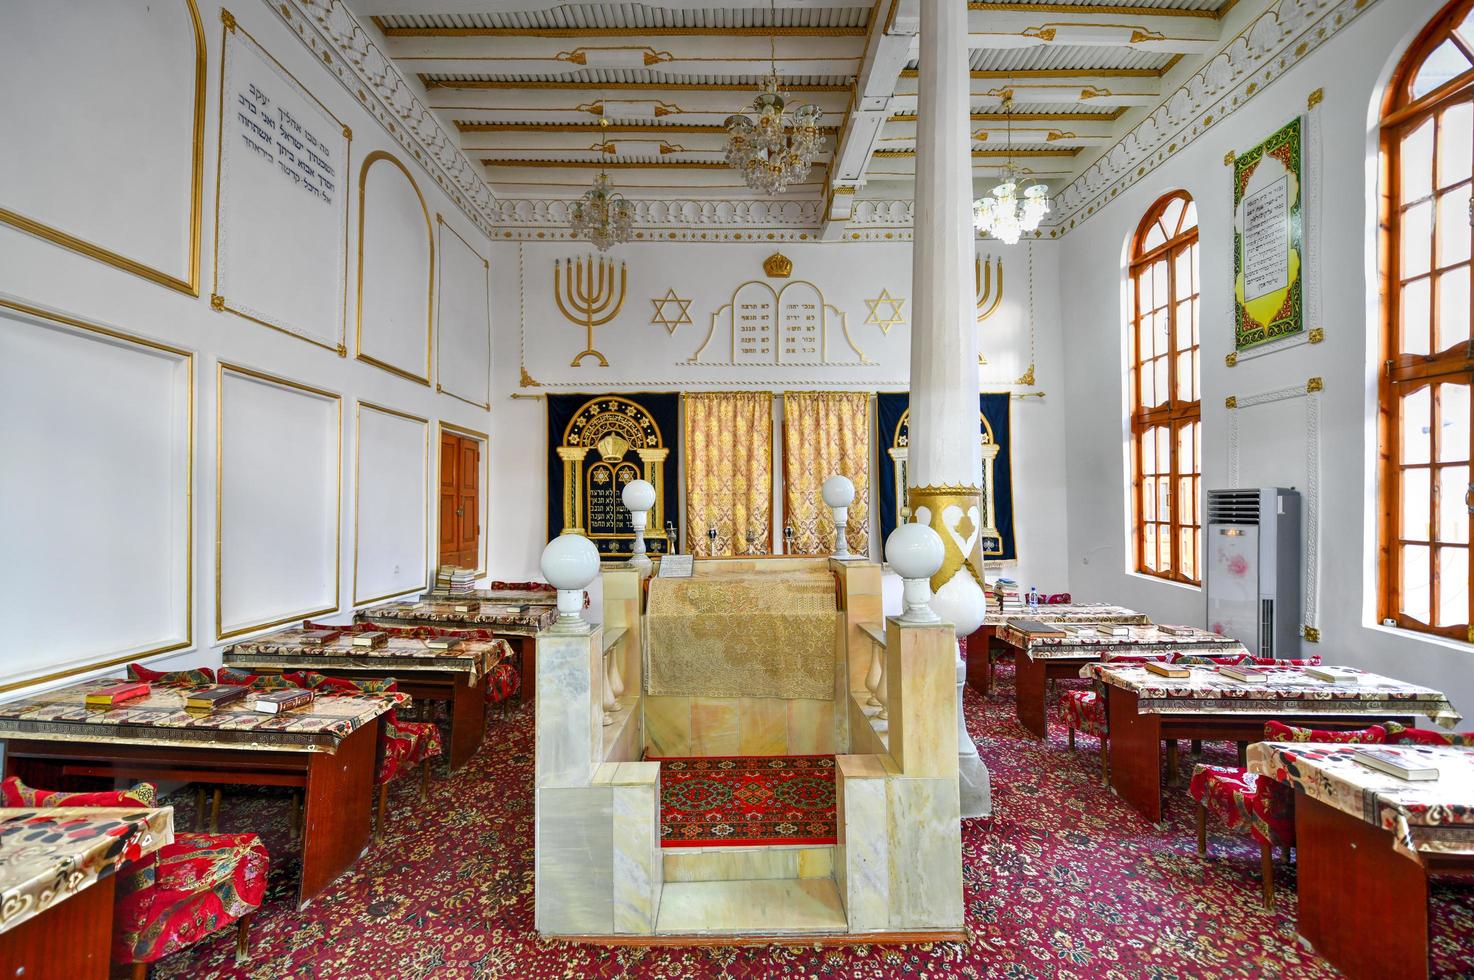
[906,0,991,820]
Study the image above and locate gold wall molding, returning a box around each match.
[436,420,491,578]
[352,400,431,606]
[0,0,206,297]
[357,150,435,386]
[216,361,342,640]
[434,214,492,411]
[0,297,195,693]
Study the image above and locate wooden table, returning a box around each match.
[1090,664,1458,824]
[357,598,557,698]
[225,626,514,769]
[965,605,1150,696]
[998,624,1245,739]
[0,678,401,909]
[0,805,173,979]
[1248,741,1474,980]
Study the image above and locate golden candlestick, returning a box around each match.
[555,254,626,367]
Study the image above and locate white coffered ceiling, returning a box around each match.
[341,0,1260,233]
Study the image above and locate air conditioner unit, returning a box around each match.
[1204,488,1302,659]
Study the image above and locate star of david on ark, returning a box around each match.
[864,289,906,334]
[650,288,693,335]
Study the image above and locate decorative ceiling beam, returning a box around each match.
[880,116,1118,147]
[431,88,852,127]
[356,0,873,13]
[892,70,1161,109]
[377,23,868,38]
[461,128,840,154]
[965,6,1221,54]
[382,34,864,77]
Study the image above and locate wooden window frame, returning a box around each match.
[1129,191,1202,586]
[1378,0,1474,642]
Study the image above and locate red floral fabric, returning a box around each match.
[127,664,216,688]
[1171,652,1252,666]
[1383,721,1474,746]
[1262,720,1387,743]
[215,667,300,691]
[1188,764,1295,848]
[1044,593,1073,604]
[113,832,269,965]
[485,661,521,704]
[0,775,157,808]
[296,674,442,785]
[1249,656,1323,667]
[1061,690,1106,737]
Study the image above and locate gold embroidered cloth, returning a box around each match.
[645,568,837,700]
[0,807,173,934]
[684,392,773,557]
[781,391,870,555]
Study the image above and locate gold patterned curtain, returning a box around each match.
[684,392,774,557]
[781,391,870,556]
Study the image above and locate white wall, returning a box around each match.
[0,0,493,693]
[1057,0,1474,716]
[485,239,1070,600]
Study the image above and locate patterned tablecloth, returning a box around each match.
[0,806,173,933]
[225,627,512,685]
[1000,623,1246,660]
[0,678,406,752]
[983,603,1151,627]
[358,600,559,633]
[1087,664,1461,727]
[421,588,557,606]
[1248,742,1474,859]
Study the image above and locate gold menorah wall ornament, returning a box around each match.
[976,254,1003,321]
[554,254,627,367]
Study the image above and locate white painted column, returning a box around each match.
[907,0,991,820]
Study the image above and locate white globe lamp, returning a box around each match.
[621,479,657,575]
[539,533,600,633]
[821,474,857,559]
[885,521,944,623]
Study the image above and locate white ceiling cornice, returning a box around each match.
[272,0,499,236]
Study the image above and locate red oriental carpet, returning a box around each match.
[148,665,1474,978]
[653,755,837,847]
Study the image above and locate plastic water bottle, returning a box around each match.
[1028,585,1039,609]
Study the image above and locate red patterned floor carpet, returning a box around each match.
[654,755,837,847]
[152,665,1474,978]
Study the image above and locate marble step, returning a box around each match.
[654,877,848,936]
[662,843,834,882]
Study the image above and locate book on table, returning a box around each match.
[425,636,463,651]
[1145,661,1191,679]
[252,688,314,714]
[184,685,249,711]
[351,631,388,649]
[452,601,481,614]
[1304,666,1361,683]
[85,680,151,707]
[1218,665,1268,683]
[1102,625,1130,636]
[1157,624,1198,636]
[1007,619,1068,638]
[299,628,342,646]
[1353,747,1440,781]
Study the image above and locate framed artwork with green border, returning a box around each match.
[1233,116,1305,353]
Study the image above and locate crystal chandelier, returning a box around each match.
[973,96,1050,245]
[723,0,825,194]
[570,171,634,252]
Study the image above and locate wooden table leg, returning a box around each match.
[1107,690,1163,824]
[965,626,993,695]
[298,719,379,909]
[1295,794,1430,980]
[516,635,536,701]
[448,675,489,769]
[0,872,115,980]
[1013,652,1049,739]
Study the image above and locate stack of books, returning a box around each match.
[990,579,1024,617]
[435,566,477,596]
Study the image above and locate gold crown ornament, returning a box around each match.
[597,433,630,461]
[762,251,793,278]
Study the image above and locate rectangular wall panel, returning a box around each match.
[217,363,340,638]
[354,402,429,604]
[0,299,192,691]
[436,217,491,408]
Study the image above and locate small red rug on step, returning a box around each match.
[654,755,837,848]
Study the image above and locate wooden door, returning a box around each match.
[438,431,480,570]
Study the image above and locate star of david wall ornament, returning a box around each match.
[864,289,906,334]
[650,288,693,335]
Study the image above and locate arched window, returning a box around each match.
[1380,0,1474,641]
[1129,191,1201,584]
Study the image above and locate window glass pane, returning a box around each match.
[1403,467,1432,541]
[1412,40,1471,101]
[1158,530,1171,573]
[1153,359,1168,408]
[1178,476,1194,528]
[1143,222,1166,253]
[1141,356,1157,407]
[1435,264,1471,348]
[1157,480,1170,521]
[1141,476,1156,521]
[1157,427,1170,471]
[1439,101,1473,189]
[1177,351,1193,403]
[1154,310,1170,357]
[1137,315,1153,361]
[1141,429,1156,474]
[1402,276,1432,355]
[1404,386,1433,465]
[1174,300,1193,351]
[1160,198,1184,235]
[1402,544,1432,622]
[1437,547,1469,626]
[1152,259,1169,310]
[1404,200,1434,278]
[1440,383,1470,462]
[1174,249,1195,301]
[1190,295,1200,348]
[1436,185,1471,267]
[1180,527,1196,582]
[1403,117,1436,204]
[1191,349,1200,402]
[1182,201,1198,233]
[1438,464,1470,543]
[1144,523,1158,571]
